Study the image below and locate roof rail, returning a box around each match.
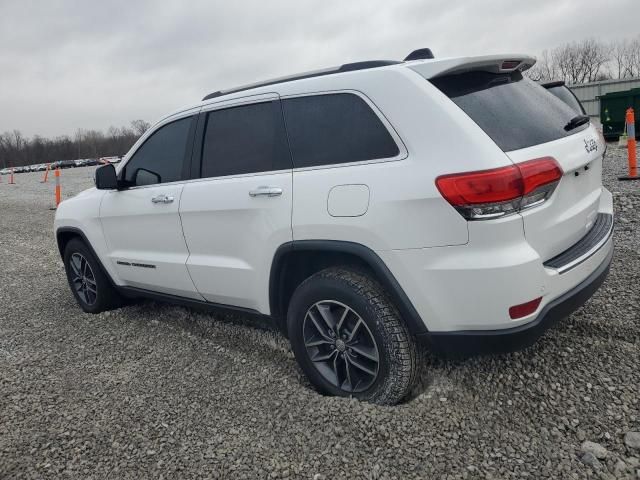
[201,50,436,101]
[202,60,401,101]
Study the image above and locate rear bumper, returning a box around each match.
[422,244,613,356]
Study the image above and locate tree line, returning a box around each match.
[0,120,150,169]
[526,35,640,84]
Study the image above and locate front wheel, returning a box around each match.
[287,267,418,405]
[63,238,122,313]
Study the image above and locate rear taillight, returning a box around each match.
[435,157,562,220]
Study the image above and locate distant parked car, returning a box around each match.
[0,168,10,175]
[58,160,76,169]
[99,156,121,164]
[85,159,99,166]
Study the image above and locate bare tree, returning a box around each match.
[627,36,640,78]
[526,50,558,82]
[611,38,631,78]
[0,121,147,168]
[131,119,151,136]
[579,38,609,83]
[0,132,12,168]
[610,36,640,78]
[529,39,611,84]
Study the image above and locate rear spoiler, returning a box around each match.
[408,54,536,79]
[540,80,565,89]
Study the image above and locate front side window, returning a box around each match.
[282,93,400,168]
[200,101,291,178]
[122,116,192,187]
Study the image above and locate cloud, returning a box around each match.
[0,0,636,137]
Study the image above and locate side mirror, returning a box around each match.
[95,164,118,190]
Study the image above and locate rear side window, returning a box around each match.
[201,101,291,178]
[123,116,192,186]
[282,93,399,168]
[545,85,585,115]
[431,71,587,152]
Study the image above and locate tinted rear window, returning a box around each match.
[282,93,399,168]
[201,101,291,178]
[431,71,587,152]
[545,85,585,115]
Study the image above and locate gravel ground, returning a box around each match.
[1,149,639,480]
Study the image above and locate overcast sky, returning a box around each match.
[0,0,636,137]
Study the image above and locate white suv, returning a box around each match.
[54,51,614,405]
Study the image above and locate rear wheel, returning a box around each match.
[63,238,122,313]
[287,267,418,405]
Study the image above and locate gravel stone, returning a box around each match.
[582,441,608,459]
[0,145,639,478]
[626,432,640,450]
[580,452,602,469]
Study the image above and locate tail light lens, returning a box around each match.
[435,157,562,220]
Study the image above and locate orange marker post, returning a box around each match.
[619,107,639,181]
[54,167,61,207]
[8,168,15,184]
[41,163,51,183]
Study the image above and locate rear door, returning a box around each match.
[179,95,293,313]
[430,70,605,260]
[100,112,203,299]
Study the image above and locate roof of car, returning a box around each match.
[200,51,535,102]
[153,52,537,127]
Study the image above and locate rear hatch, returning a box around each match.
[422,61,604,261]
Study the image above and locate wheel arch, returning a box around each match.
[269,240,428,336]
[55,227,118,289]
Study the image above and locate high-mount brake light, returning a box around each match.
[501,60,521,70]
[435,157,562,220]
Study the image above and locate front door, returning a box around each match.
[100,113,203,300]
[179,97,293,313]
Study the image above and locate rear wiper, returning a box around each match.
[564,115,590,131]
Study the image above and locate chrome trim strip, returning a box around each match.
[548,217,614,274]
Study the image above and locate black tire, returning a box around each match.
[63,238,122,313]
[287,267,418,405]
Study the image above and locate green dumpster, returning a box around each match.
[600,87,640,140]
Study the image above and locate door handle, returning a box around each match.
[151,194,174,204]
[249,186,283,197]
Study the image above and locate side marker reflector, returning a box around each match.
[509,297,542,319]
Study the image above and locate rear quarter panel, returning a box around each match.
[284,68,517,250]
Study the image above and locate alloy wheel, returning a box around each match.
[69,252,97,306]
[302,300,379,393]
